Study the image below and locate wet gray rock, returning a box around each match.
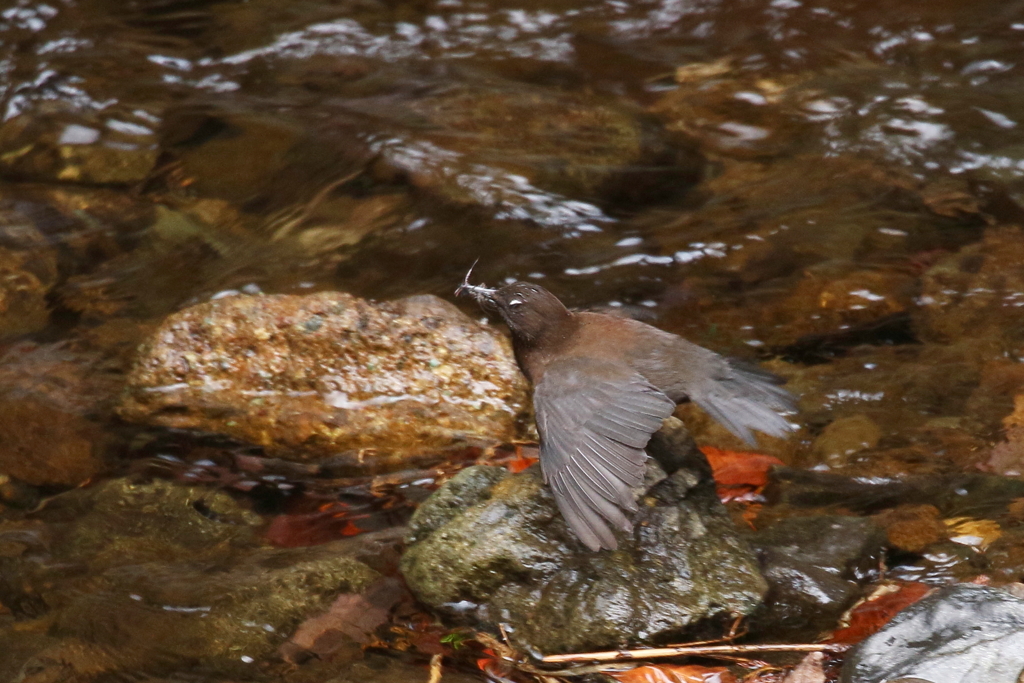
[400,418,767,655]
[119,291,529,463]
[841,584,1024,683]
[750,516,886,638]
[755,515,885,582]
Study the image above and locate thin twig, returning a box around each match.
[541,642,850,664]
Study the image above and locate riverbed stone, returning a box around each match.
[161,105,371,211]
[841,584,1024,683]
[810,414,883,467]
[400,418,767,655]
[1,477,389,678]
[46,543,380,678]
[0,212,59,338]
[915,225,1024,347]
[749,515,886,638]
[118,291,529,462]
[394,81,704,208]
[0,109,158,185]
[0,341,125,418]
[35,477,264,575]
[0,397,106,488]
[651,60,808,159]
[8,541,382,680]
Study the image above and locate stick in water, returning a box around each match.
[541,642,850,664]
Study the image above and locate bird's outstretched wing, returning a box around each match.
[533,357,676,551]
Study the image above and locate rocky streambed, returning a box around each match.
[4,0,1024,680]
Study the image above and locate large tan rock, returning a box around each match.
[119,291,529,462]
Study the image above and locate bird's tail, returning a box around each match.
[691,359,797,446]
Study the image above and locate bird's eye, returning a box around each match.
[508,298,524,307]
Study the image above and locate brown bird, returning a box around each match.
[456,268,796,551]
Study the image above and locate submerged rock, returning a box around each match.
[24,477,264,575]
[750,516,886,639]
[391,81,703,209]
[841,584,1024,683]
[0,213,58,338]
[1,477,394,679]
[0,341,125,419]
[872,504,948,554]
[0,397,105,488]
[400,418,767,655]
[810,414,883,467]
[10,541,383,680]
[44,543,380,678]
[0,110,158,185]
[119,292,529,462]
[915,226,1024,347]
[782,343,986,472]
[161,104,371,210]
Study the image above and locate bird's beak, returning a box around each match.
[455,261,497,308]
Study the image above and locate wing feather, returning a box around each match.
[534,358,675,551]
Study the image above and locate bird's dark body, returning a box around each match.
[456,276,795,551]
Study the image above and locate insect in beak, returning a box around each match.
[455,259,497,304]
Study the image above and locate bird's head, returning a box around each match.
[456,265,570,344]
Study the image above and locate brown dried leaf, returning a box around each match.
[781,652,826,683]
[983,395,1024,476]
[282,577,405,663]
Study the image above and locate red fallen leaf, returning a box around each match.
[265,504,368,547]
[339,520,365,536]
[506,454,538,473]
[505,445,540,473]
[610,664,737,683]
[701,446,784,502]
[829,582,932,645]
[477,648,515,680]
[281,577,406,663]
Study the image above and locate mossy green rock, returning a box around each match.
[2,478,385,679]
[50,544,380,677]
[401,420,767,655]
[43,477,264,573]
